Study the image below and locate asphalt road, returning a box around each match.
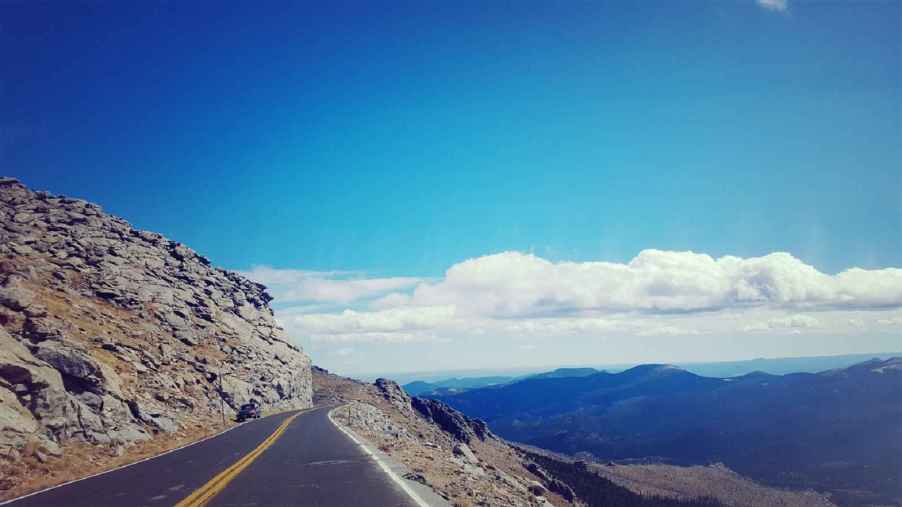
[8,407,418,507]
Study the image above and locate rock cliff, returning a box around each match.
[0,177,312,470]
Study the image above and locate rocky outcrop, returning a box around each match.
[410,397,494,444]
[342,401,411,440]
[374,378,412,413]
[0,177,312,462]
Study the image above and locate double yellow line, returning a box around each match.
[175,413,300,507]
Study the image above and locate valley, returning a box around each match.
[430,359,902,506]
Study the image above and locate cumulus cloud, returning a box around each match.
[757,0,788,12]
[241,266,421,304]
[398,250,902,318]
[268,250,902,346]
[280,306,455,343]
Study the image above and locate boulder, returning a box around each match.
[0,277,34,312]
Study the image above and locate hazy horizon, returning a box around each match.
[350,350,902,382]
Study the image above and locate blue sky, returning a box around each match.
[3,1,900,373]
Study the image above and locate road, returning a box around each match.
[7,407,418,507]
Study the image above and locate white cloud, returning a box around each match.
[282,306,455,344]
[241,266,421,304]
[757,0,788,12]
[312,332,443,344]
[266,250,902,348]
[743,314,821,332]
[637,325,700,337]
[287,306,455,334]
[401,250,902,318]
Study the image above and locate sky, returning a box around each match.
[2,1,900,375]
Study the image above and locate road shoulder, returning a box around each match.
[327,406,450,507]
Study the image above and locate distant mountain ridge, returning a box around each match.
[390,352,902,392]
[402,368,603,396]
[402,375,513,396]
[432,357,902,506]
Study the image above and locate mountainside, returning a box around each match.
[0,177,312,498]
[435,359,902,506]
[435,364,723,423]
[313,367,743,507]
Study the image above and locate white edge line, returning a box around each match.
[328,406,431,507]
[0,410,303,506]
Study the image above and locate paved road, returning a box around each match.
[7,407,417,507]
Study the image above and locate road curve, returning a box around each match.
[6,407,418,507]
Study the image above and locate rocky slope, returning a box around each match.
[0,177,312,497]
[313,367,575,506]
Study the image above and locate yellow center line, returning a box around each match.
[174,412,301,507]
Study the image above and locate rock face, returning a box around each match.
[0,177,312,460]
[410,397,493,444]
[374,378,412,414]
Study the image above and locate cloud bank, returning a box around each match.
[241,266,421,304]
[391,250,902,316]
[259,250,902,345]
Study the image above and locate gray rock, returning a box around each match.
[175,330,199,346]
[411,397,493,444]
[0,179,313,463]
[0,278,34,311]
[374,378,412,413]
[453,442,479,464]
[34,341,122,397]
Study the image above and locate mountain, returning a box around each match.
[529,367,602,379]
[0,178,312,499]
[676,352,902,378]
[434,358,902,506]
[401,368,606,396]
[402,375,514,396]
[394,353,900,395]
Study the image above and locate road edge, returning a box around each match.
[327,406,449,507]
